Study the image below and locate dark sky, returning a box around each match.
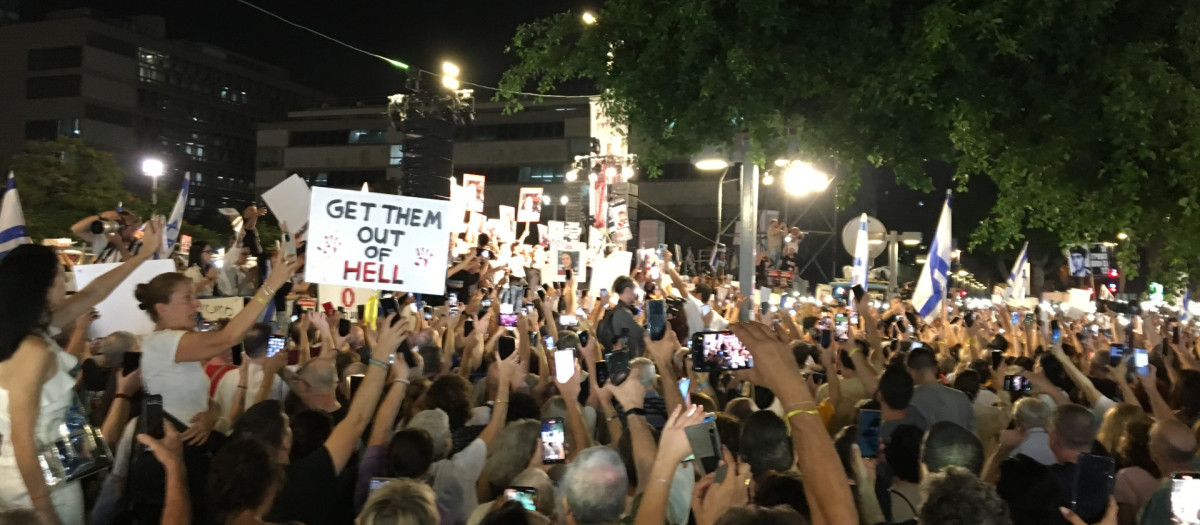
[20,0,579,98]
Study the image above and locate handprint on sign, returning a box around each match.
[415,247,432,267]
[316,235,341,255]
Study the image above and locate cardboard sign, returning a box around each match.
[73,259,177,338]
[448,179,468,233]
[305,187,450,295]
[498,205,517,242]
[199,296,245,321]
[318,284,373,311]
[590,250,632,293]
[517,187,544,223]
[548,242,588,282]
[462,173,486,214]
[262,174,312,242]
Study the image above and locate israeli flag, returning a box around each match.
[0,171,32,259]
[851,213,869,290]
[1005,242,1029,301]
[913,192,952,322]
[1182,289,1191,322]
[159,179,189,259]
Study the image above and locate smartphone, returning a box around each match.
[578,330,590,348]
[834,314,849,342]
[499,336,517,360]
[851,284,866,304]
[691,331,753,371]
[369,477,393,494]
[141,394,165,440]
[499,313,518,327]
[820,328,832,348]
[1071,453,1115,524]
[1170,472,1200,525]
[678,378,691,405]
[647,300,666,341]
[1025,313,1034,326]
[857,409,883,458]
[322,302,335,316]
[423,305,434,321]
[543,335,556,350]
[559,314,579,327]
[464,318,475,336]
[607,350,631,386]
[479,248,493,260]
[1012,312,1021,325]
[348,374,365,399]
[504,486,537,511]
[447,294,459,316]
[266,335,286,358]
[481,298,493,309]
[684,414,721,474]
[1004,374,1031,392]
[554,349,575,383]
[1109,344,1125,367]
[541,418,566,464]
[232,343,244,366]
[1134,347,1150,376]
[122,352,142,375]
[990,349,1004,370]
[593,360,609,386]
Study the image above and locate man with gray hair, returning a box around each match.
[562,446,629,525]
[1137,419,1200,524]
[619,357,667,431]
[992,403,1100,523]
[1004,397,1055,466]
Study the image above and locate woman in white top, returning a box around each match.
[0,219,163,525]
[183,241,217,297]
[135,249,297,442]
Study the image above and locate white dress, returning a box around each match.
[0,332,86,524]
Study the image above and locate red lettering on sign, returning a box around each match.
[341,288,355,308]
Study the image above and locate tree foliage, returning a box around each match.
[499,0,1200,281]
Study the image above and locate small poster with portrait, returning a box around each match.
[517,187,543,223]
[549,241,587,282]
[462,173,486,214]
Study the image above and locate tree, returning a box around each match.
[499,0,1200,282]
[5,138,169,240]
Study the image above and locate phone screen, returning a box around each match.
[834,314,849,342]
[554,349,575,383]
[1135,347,1150,376]
[499,313,518,327]
[1052,328,1061,344]
[647,300,666,341]
[678,378,691,405]
[1171,473,1200,525]
[543,335,556,350]
[857,409,882,458]
[1071,453,1115,524]
[504,487,537,511]
[606,351,630,386]
[593,360,609,386]
[559,314,578,327]
[1004,374,1031,392]
[122,352,142,375]
[267,335,286,358]
[1012,312,1021,325]
[142,394,165,440]
[691,331,753,371]
[369,477,393,494]
[1109,344,1125,367]
[541,418,566,464]
[498,336,517,360]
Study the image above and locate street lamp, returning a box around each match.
[560,195,569,206]
[541,195,551,206]
[1117,232,1129,240]
[782,161,830,196]
[142,158,164,205]
[693,140,758,320]
[565,169,578,182]
[442,61,461,90]
[582,11,597,24]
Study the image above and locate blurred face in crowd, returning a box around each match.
[46,266,67,309]
[156,281,202,330]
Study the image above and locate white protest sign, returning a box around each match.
[199,296,245,321]
[549,242,587,282]
[318,284,373,311]
[1066,288,1095,319]
[590,250,632,293]
[262,174,312,242]
[73,259,177,338]
[305,187,450,295]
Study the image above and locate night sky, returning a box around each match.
[19,0,578,99]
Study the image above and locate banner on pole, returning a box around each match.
[306,187,450,295]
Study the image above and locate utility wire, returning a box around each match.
[631,196,715,241]
[236,0,599,99]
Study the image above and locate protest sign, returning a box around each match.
[305,187,450,295]
[199,296,245,321]
[564,222,582,242]
[263,174,312,242]
[318,284,373,312]
[73,259,176,338]
[462,173,486,213]
[549,242,587,283]
[548,221,565,243]
[517,187,544,223]
[590,250,632,293]
[609,202,632,242]
[449,179,468,233]
[498,205,517,242]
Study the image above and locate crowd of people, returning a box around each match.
[1,203,1199,525]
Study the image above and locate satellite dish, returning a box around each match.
[841,215,887,261]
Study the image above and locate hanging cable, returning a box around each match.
[236,0,600,99]
[631,196,716,241]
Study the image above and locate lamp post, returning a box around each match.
[142,158,164,205]
[694,141,758,321]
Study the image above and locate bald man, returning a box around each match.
[289,358,346,423]
[1136,419,1200,525]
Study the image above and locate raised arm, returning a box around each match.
[101,368,142,446]
[368,357,411,447]
[325,314,409,474]
[633,405,706,525]
[476,350,515,448]
[556,359,592,459]
[172,252,297,363]
[53,218,164,329]
[1049,342,1103,407]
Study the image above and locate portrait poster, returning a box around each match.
[516,187,544,223]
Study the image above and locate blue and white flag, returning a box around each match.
[851,213,869,291]
[913,192,952,322]
[0,171,32,259]
[1004,242,1029,301]
[159,179,189,259]
[1182,289,1191,322]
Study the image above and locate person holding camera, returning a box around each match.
[70,210,145,263]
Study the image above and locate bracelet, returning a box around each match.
[368,357,389,372]
[393,378,410,385]
[260,283,276,298]
[254,295,269,305]
[784,402,817,412]
[114,393,131,401]
[626,407,646,417]
[237,385,248,390]
[786,408,819,419]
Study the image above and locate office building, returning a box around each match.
[0,8,329,219]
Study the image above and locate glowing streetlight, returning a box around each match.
[441,61,460,90]
[560,195,569,205]
[782,161,829,196]
[621,165,634,180]
[582,12,597,24]
[565,169,578,182]
[762,173,775,185]
[142,158,164,205]
[1117,232,1129,240]
[541,195,550,206]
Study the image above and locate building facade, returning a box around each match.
[0,8,329,219]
